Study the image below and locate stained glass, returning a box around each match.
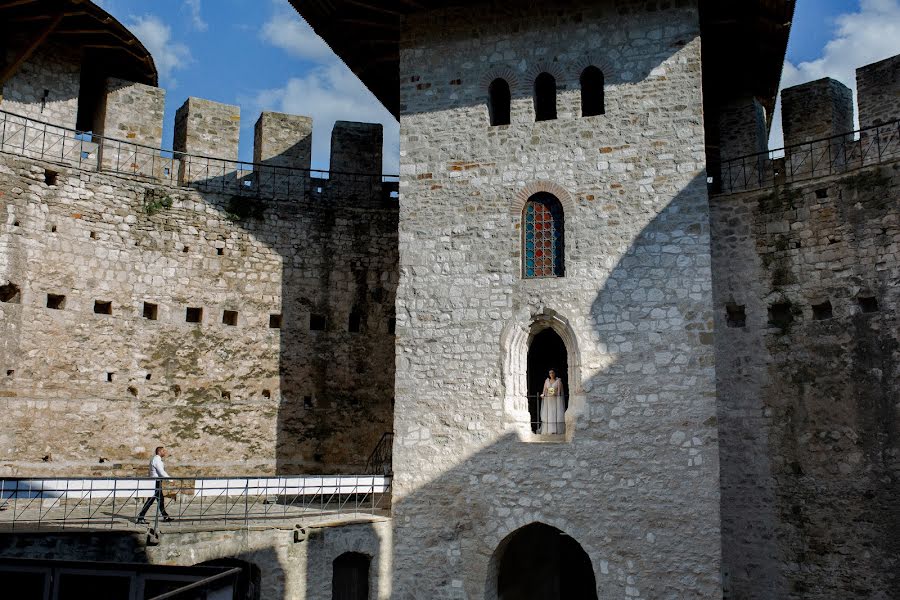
[523,194,564,278]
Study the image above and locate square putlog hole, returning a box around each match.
[812,301,833,320]
[46,294,66,310]
[768,302,794,329]
[93,300,112,315]
[858,296,879,313]
[309,314,327,331]
[186,306,203,323]
[143,302,158,320]
[222,310,238,326]
[44,169,58,186]
[0,282,21,304]
[725,303,746,328]
[269,314,282,329]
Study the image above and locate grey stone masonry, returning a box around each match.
[94,78,166,176]
[94,78,165,148]
[718,97,768,160]
[174,97,240,159]
[393,0,720,598]
[0,44,80,129]
[782,78,854,147]
[857,54,900,128]
[174,97,241,185]
[330,122,382,174]
[253,111,313,170]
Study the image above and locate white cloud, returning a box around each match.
[250,63,400,173]
[260,12,334,61]
[769,0,900,149]
[183,0,208,32]
[254,6,398,173]
[128,15,192,85]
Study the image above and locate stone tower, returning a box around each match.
[390,0,720,596]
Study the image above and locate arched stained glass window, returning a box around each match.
[523,193,564,278]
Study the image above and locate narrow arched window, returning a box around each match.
[580,66,605,117]
[534,73,557,122]
[523,193,564,278]
[488,78,511,126]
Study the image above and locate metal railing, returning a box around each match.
[715,118,900,194]
[0,475,391,532]
[0,108,399,201]
[526,394,567,435]
[364,432,394,476]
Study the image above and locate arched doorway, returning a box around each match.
[527,328,568,433]
[332,552,370,600]
[493,523,597,599]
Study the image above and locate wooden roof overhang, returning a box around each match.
[290,0,795,127]
[0,0,158,88]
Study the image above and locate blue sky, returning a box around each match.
[94,0,900,169]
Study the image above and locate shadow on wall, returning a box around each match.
[391,174,721,599]
[304,521,387,600]
[0,531,275,600]
[175,137,398,475]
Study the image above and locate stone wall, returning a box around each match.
[712,159,900,600]
[782,78,854,147]
[0,519,393,600]
[857,54,900,129]
[0,44,81,129]
[0,133,397,476]
[394,0,720,597]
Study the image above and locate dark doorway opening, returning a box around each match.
[527,328,568,433]
[332,552,370,600]
[496,523,598,600]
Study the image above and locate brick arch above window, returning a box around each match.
[509,181,575,219]
[479,66,521,97]
[522,62,567,90]
[572,55,615,81]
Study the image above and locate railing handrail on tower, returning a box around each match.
[0,108,399,201]
[0,474,391,532]
[714,118,900,194]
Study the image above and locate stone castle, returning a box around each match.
[0,0,898,598]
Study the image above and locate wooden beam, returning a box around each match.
[7,10,87,22]
[0,11,62,85]
[342,0,404,17]
[0,0,38,9]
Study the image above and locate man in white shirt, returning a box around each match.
[136,446,173,524]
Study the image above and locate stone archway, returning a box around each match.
[500,308,582,439]
[487,522,598,600]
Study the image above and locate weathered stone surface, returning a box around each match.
[393,0,721,597]
[0,519,393,599]
[857,54,900,129]
[0,148,397,477]
[712,163,900,599]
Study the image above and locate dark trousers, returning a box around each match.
[139,481,168,517]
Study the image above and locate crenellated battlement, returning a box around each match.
[0,63,389,187]
[716,52,900,193]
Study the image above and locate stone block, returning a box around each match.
[781,78,854,147]
[94,78,165,177]
[856,54,900,129]
[174,97,240,184]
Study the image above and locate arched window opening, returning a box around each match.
[495,523,597,600]
[489,78,512,126]
[527,329,568,435]
[523,193,564,278]
[533,72,557,122]
[332,552,370,600]
[580,66,605,117]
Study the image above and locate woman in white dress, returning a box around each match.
[540,368,565,434]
